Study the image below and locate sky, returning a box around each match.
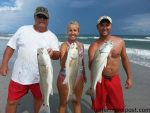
[0,0,150,35]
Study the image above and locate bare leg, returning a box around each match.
[33,98,43,113]
[57,75,68,113]
[73,74,84,113]
[5,100,19,113]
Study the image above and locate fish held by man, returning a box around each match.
[86,41,113,98]
[37,48,53,113]
[63,42,79,100]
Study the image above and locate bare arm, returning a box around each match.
[88,43,96,70]
[59,43,68,68]
[0,46,14,76]
[121,40,132,89]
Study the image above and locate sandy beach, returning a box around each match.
[0,54,150,113]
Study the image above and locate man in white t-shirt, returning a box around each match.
[0,6,60,113]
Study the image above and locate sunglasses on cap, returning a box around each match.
[36,14,48,19]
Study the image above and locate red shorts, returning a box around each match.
[91,75,124,112]
[8,80,42,101]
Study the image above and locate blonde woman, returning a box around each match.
[57,21,86,113]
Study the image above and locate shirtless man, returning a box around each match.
[88,16,132,113]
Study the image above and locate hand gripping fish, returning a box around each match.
[37,48,53,113]
[63,42,79,100]
[86,41,113,98]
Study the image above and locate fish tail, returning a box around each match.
[85,87,96,99]
[50,89,53,95]
[38,104,50,113]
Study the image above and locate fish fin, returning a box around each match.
[99,77,102,83]
[104,57,108,66]
[67,94,70,101]
[39,104,50,113]
[50,89,53,95]
[63,77,68,84]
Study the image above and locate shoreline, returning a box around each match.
[0,38,150,68]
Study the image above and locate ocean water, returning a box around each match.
[0,34,150,68]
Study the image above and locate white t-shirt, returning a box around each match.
[7,25,59,85]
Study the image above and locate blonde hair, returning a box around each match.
[67,21,80,32]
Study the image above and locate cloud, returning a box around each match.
[0,0,95,33]
[122,13,150,35]
[0,0,23,12]
[0,0,28,33]
[0,0,52,33]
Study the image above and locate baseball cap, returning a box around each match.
[97,16,112,24]
[34,6,49,19]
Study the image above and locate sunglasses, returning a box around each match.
[36,14,48,19]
